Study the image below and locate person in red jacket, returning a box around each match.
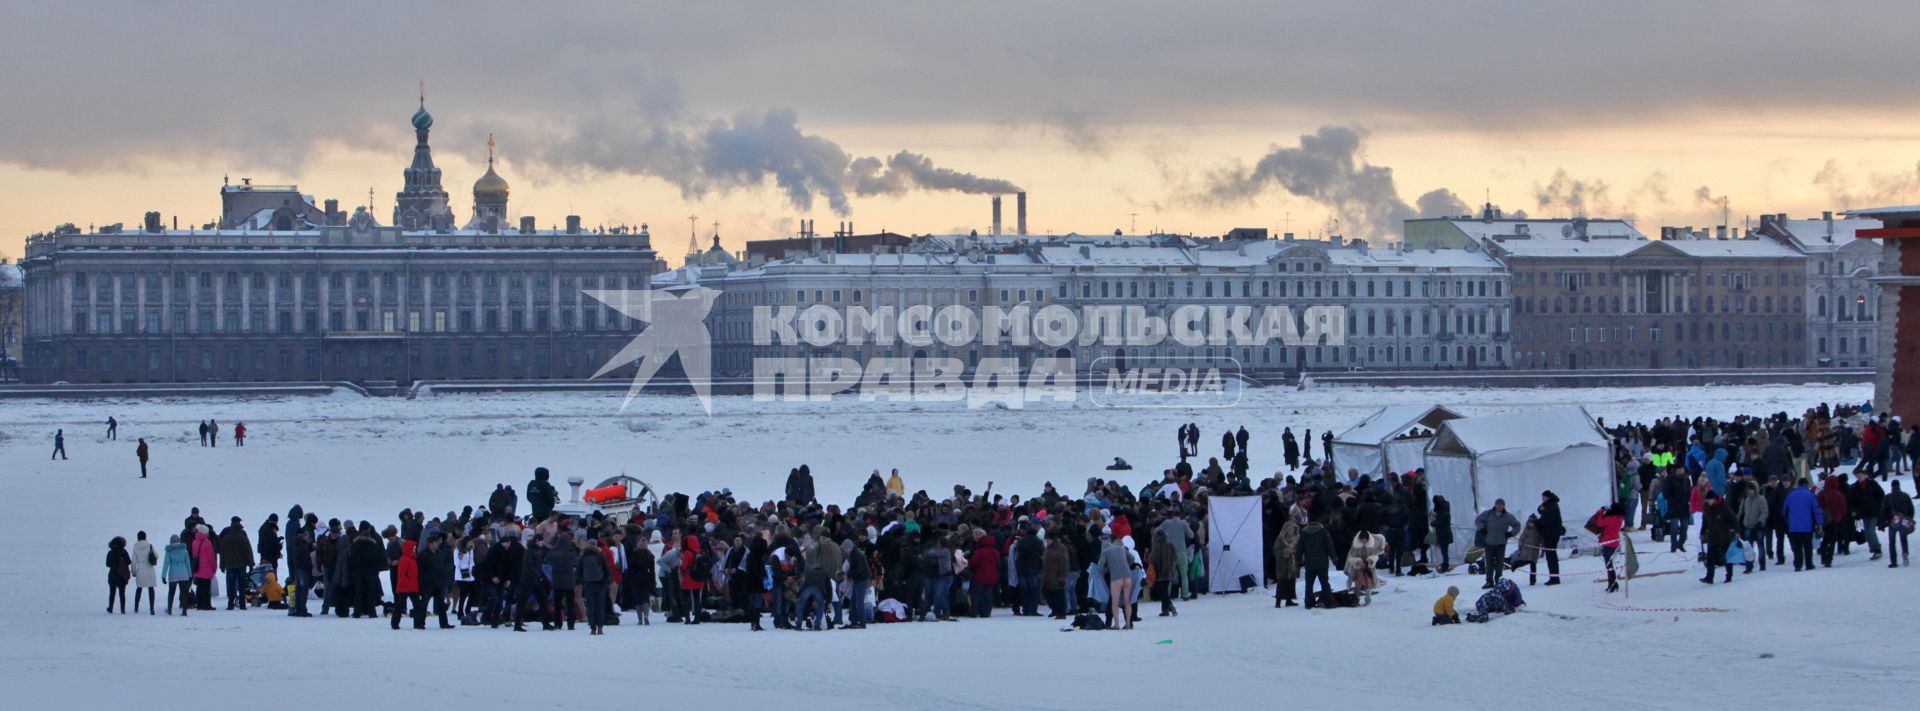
[967,531,1001,617]
[1592,504,1626,593]
[679,531,705,624]
[1818,476,1850,567]
[391,540,420,630]
[234,422,247,447]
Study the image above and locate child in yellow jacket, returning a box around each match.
[1432,585,1460,625]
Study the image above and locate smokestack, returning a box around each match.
[1017,192,1028,236]
[992,196,1003,236]
[565,215,581,235]
[520,216,536,234]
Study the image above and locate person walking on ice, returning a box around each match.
[106,416,118,440]
[52,429,68,460]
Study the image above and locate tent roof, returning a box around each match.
[1335,404,1465,445]
[1427,406,1607,465]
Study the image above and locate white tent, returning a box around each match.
[1331,404,1465,479]
[1205,496,1265,594]
[1422,406,1613,559]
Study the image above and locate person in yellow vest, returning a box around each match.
[1432,585,1460,625]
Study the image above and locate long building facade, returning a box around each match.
[660,232,1512,378]
[19,103,658,385]
[1410,213,1809,370]
[1752,212,1885,367]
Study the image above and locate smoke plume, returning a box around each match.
[1196,125,1416,238]
[533,77,1018,216]
[1534,168,1614,217]
[1814,159,1920,210]
[850,150,1022,198]
[1693,185,1730,221]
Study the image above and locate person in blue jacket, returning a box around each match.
[161,534,193,616]
[1705,449,1730,497]
[1686,440,1708,477]
[1782,478,1824,572]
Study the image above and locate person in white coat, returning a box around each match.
[130,531,159,615]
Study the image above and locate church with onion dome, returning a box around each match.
[16,95,664,386]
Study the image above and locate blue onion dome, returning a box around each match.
[411,105,434,131]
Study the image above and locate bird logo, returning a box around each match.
[586,287,721,414]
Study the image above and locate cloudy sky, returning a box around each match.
[4,1,1918,263]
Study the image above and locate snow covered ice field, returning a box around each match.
[3,381,1917,710]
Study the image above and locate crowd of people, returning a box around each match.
[1608,402,1918,581]
[95,407,1918,633]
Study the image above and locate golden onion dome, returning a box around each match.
[473,164,509,200]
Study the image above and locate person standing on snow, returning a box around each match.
[1738,481,1770,573]
[1535,491,1565,585]
[162,534,193,616]
[526,468,559,522]
[256,514,282,575]
[1699,491,1738,584]
[106,416,118,440]
[190,528,217,610]
[136,438,149,478]
[1236,426,1250,458]
[1850,471,1886,561]
[1283,427,1300,471]
[1272,514,1301,607]
[1474,499,1520,589]
[1592,504,1626,593]
[131,531,158,614]
[218,516,255,609]
[1297,516,1337,609]
[234,421,247,447]
[285,508,315,617]
[785,465,816,506]
[209,419,219,447]
[106,536,132,614]
[579,538,612,634]
[390,540,420,630]
[1884,481,1914,568]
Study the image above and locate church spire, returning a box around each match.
[396,89,450,229]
